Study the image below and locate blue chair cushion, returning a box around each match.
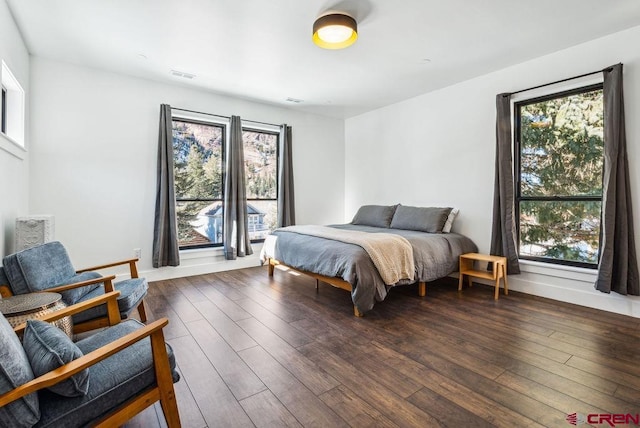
[57,272,103,306]
[35,320,178,428]
[71,278,148,325]
[23,320,89,397]
[2,242,101,304]
[3,242,75,295]
[0,313,40,428]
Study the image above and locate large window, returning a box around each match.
[243,128,278,241]
[515,84,604,267]
[172,118,278,249]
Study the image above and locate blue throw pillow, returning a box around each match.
[23,320,89,397]
[0,313,40,428]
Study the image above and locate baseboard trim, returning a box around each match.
[455,272,640,318]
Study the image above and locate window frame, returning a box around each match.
[514,83,604,269]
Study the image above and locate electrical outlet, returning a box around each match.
[133,248,142,259]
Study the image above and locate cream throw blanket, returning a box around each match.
[282,225,415,285]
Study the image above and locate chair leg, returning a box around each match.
[151,330,182,428]
[159,387,181,428]
[137,300,148,323]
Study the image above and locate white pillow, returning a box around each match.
[442,208,459,233]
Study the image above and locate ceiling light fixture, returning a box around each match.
[312,13,358,49]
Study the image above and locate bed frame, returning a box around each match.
[267,258,426,317]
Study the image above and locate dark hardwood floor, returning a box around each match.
[125,265,640,427]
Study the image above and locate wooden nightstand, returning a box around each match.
[458,253,508,300]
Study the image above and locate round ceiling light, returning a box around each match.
[312,13,358,49]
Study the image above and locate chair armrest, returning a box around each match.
[45,275,116,294]
[77,258,140,279]
[13,291,122,335]
[0,285,12,298]
[77,258,138,272]
[0,318,169,407]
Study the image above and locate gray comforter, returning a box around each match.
[268,224,478,313]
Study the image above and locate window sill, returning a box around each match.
[179,242,263,260]
[518,259,597,283]
[179,246,224,260]
[0,132,26,160]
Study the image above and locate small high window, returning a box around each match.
[1,86,6,134]
[1,61,25,146]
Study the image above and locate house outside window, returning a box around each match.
[514,84,604,268]
[172,118,278,249]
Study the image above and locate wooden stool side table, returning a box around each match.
[458,253,509,300]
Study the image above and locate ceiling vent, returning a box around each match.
[170,70,196,79]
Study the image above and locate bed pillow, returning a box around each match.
[442,208,460,233]
[351,205,398,228]
[390,205,452,233]
[23,320,89,397]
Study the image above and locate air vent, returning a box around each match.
[286,97,303,103]
[171,70,196,79]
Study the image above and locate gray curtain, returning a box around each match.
[223,115,253,260]
[490,94,520,274]
[277,125,295,227]
[152,104,180,267]
[595,64,639,295]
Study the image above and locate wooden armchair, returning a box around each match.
[1,241,148,333]
[0,291,181,428]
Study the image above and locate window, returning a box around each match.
[243,128,278,242]
[515,84,604,268]
[1,86,6,134]
[173,119,224,248]
[1,61,25,146]
[172,118,278,249]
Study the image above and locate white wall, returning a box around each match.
[0,0,29,255]
[345,25,640,317]
[29,57,345,280]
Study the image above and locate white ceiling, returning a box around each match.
[6,0,640,118]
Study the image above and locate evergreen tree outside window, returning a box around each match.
[515,84,604,268]
[172,119,278,249]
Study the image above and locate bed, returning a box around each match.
[261,204,478,316]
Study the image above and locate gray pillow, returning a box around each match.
[351,205,398,228]
[23,320,89,397]
[390,206,453,233]
[0,314,40,428]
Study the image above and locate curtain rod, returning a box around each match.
[170,107,281,128]
[505,65,616,97]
